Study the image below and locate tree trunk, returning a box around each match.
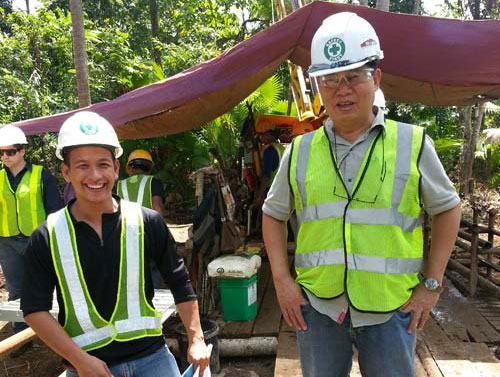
[413,0,420,14]
[376,0,390,11]
[25,0,30,13]
[69,0,91,108]
[460,104,485,195]
[149,0,162,67]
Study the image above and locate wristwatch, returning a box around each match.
[418,273,443,293]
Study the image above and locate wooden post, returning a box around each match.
[486,210,496,278]
[469,208,479,297]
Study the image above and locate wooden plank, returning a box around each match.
[416,334,443,377]
[220,261,271,338]
[415,354,430,377]
[274,330,302,377]
[432,279,500,343]
[253,276,282,336]
[351,347,362,377]
[422,318,500,377]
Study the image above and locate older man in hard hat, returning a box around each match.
[21,112,209,376]
[262,12,461,377]
[0,124,62,357]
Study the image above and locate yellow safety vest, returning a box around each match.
[116,175,153,209]
[289,120,425,312]
[47,200,162,351]
[0,165,46,237]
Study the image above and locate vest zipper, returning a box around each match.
[6,175,21,236]
[324,127,383,309]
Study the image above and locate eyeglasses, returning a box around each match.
[128,161,152,171]
[332,129,386,204]
[0,149,19,157]
[319,69,374,89]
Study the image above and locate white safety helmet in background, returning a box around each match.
[309,12,383,77]
[56,111,123,160]
[374,89,387,111]
[0,125,28,147]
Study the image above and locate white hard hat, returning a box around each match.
[374,89,386,109]
[56,111,123,160]
[309,12,383,77]
[0,125,28,147]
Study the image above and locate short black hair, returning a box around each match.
[365,60,378,70]
[62,145,116,166]
[13,144,24,150]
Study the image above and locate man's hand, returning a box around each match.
[399,283,440,334]
[74,354,113,377]
[274,276,309,331]
[187,339,211,375]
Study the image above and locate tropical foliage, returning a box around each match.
[1,0,500,202]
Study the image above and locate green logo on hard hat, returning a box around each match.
[324,37,345,62]
[79,123,99,136]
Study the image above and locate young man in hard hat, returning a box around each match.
[262,12,461,377]
[117,149,165,217]
[21,112,209,376]
[0,124,62,357]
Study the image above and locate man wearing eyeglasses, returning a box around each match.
[0,124,62,357]
[262,12,461,377]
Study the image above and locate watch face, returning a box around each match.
[424,278,439,291]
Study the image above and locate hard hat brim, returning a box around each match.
[308,60,368,78]
[56,144,123,161]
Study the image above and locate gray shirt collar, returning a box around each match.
[324,107,386,146]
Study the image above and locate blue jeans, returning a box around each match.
[0,236,29,333]
[297,303,415,377]
[66,345,181,377]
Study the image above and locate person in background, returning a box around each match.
[117,149,165,217]
[21,111,209,377]
[117,149,165,288]
[0,124,62,357]
[252,129,284,210]
[262,12,461,377]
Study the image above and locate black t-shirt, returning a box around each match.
[21,197,195,365]
[151,177,164,199]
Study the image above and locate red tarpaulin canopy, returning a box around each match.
[12,1,500,139]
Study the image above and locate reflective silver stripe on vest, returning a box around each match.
[122,200,142,319]
[136,176,150,205]
[345,208,419,232]
[348,253,423,273]
[295,248,422,273]
[295,122,420,231]
[297,204,419,232]
[297,201,347,224]
[115,316,162,333]
[49,210,115,346]
[120,182,130,201]
[295,131,315,207]
[295,248,345,267]
[72,326,115,349]
[392,123,413,206]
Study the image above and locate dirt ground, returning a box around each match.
[0,272,274,377]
